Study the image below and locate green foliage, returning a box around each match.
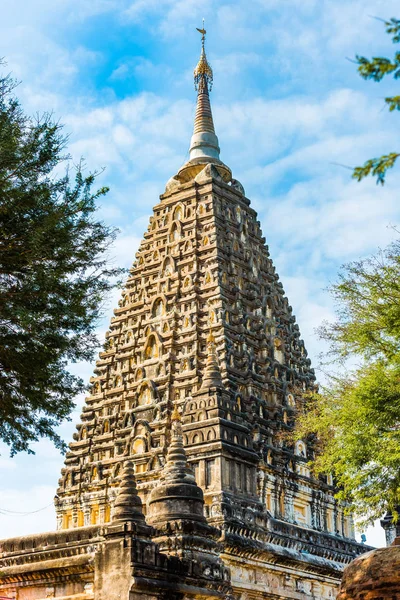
[356,53,400,82]
[353,153,400,185]
[386,18,400,43]
[296,365,400,526]
[353,18,400,184]
[385,95,400,111]
[319,240,400,362]
[0,71,124,455]
[294,240,400,525]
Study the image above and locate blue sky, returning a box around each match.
[1,0,399,546]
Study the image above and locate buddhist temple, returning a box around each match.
[0,27,369,600]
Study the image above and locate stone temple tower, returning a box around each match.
[0,29,369,600]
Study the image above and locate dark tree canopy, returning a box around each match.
[0,71,123,455]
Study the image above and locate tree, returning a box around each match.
[353,18,400,184]
[0,70,123,455]
[294,239,400,526]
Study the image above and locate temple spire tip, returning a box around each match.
[176,24,232,184]
[194,22,213,92]
[189,25,219,162]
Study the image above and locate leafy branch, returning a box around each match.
[353,153,400,184]
[353,18,400,184]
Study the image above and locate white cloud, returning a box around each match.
[0,457,17,471]
[265,175,399,258]
[124,0,173,22]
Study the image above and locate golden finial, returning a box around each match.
[194,19,213,91]
[196,19,206,45]
[207,330,215,344]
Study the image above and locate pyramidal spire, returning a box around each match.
[112,460,146,525]
[200,331,223,390]
[147,406,206,527]
[163,407,194,481]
